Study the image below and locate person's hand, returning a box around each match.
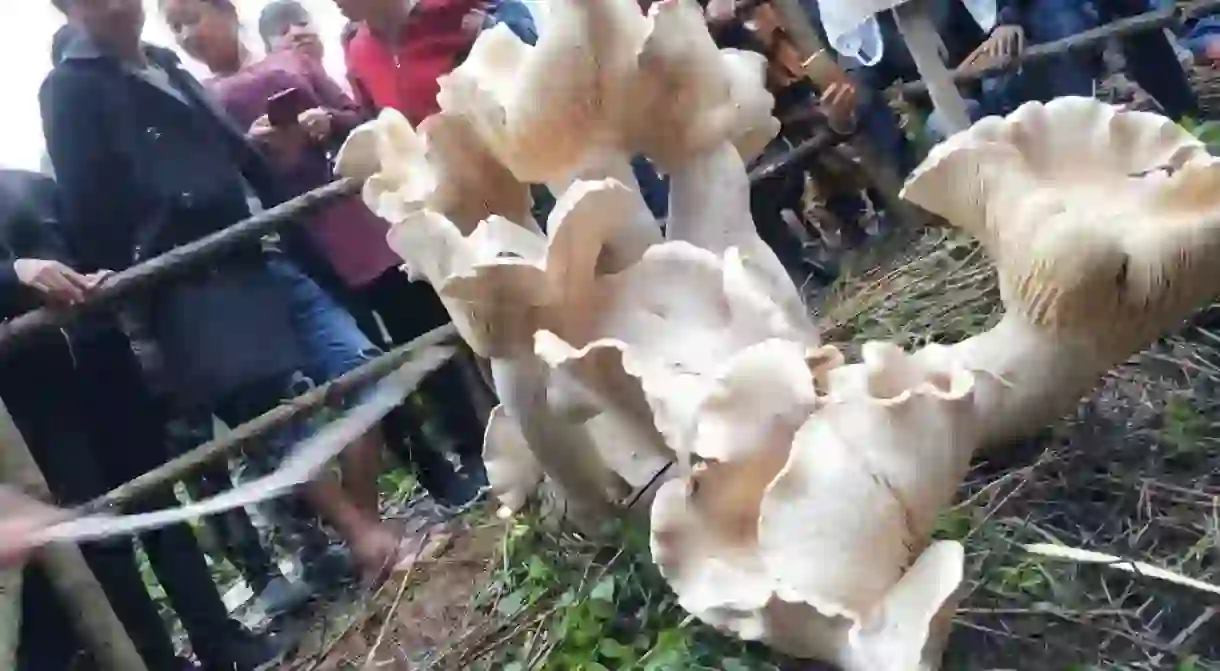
[705,0,737,24]
[248,114,306,164]
[85,270,114,290]
[964,25,1025,72]
[13,259,91,305]
[820,81,858,134]
[298,108,333,142]
[461,2,493,38]
[0,488,66,568]
[1204,37,1220,66]
[247,114,277,144]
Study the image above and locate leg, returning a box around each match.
[1102,0,1202,118]
[272,260,386,517]
[365,269,487,501]
[166,412,280,592]
[263,260,406,575]
[75,330,275,670]
[17,396,181,671]
[749,144,821,288]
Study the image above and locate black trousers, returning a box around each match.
[349,269,489,498]
[165,413,279,591]
[15,330,243,670]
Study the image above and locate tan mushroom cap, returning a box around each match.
[335,107,536,233]
[437,0,778,185]
[901,97,1220,356]
[758,342,980,618]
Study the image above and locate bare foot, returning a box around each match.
[349,522,403,585]
[350,522,454,587]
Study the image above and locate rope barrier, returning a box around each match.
[79,323,457,516]
[0,178,362,356]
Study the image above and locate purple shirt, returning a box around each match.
[205,50,400,288]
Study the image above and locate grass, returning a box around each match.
[281,86,1220,669]
[282,227,1220,670]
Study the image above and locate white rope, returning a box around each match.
[31,347,453,546]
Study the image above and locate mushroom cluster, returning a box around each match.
[336,0,1220,666]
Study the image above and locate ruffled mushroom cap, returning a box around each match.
[436,0,778,184]
[649,339,820,632]
[901,97,1220,357]
[534,239,821,457]
[335,107,536,233]
[651,340,997,669]
[622,1,780,171]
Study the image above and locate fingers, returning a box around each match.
[39,273,86,305]
[36,263,90,304]
[85,270,114,290]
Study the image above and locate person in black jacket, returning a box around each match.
[42,0,409,591]
[0,168,268,670]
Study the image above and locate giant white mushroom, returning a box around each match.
[337,0,1220,665]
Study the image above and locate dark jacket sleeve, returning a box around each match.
[0,172,73,318]
[996,0,1028,26]
[0,262,22,317]
[40,68,134,273]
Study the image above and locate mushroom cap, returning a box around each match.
[901,97,1220,356]
[335,106,536,233]
[651,339,992,668]
[436,0,778,183]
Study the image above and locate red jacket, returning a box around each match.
[344,0,482,126]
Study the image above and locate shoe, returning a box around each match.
[433,474,484,509]
[220,630,286,671]
[250,575,314,620]
[301,545,357,594]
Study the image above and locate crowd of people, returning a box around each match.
[0,0,1210,670]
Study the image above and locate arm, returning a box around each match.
[39,70,132,273]
[302,57,365,142]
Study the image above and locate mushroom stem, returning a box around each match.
[548,150,664,273]
[933,315,1115,449]
[488,355,624,525]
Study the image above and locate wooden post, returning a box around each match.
[893,0,972,133]
[0,400,148,671]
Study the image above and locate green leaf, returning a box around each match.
[589,575,616,602]
[527,556,551,581]
[598,638,631,659]
[721,657,752,671]
[496,588,528,617]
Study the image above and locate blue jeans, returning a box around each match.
[217,258,379,457]
[212,258,380,562]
